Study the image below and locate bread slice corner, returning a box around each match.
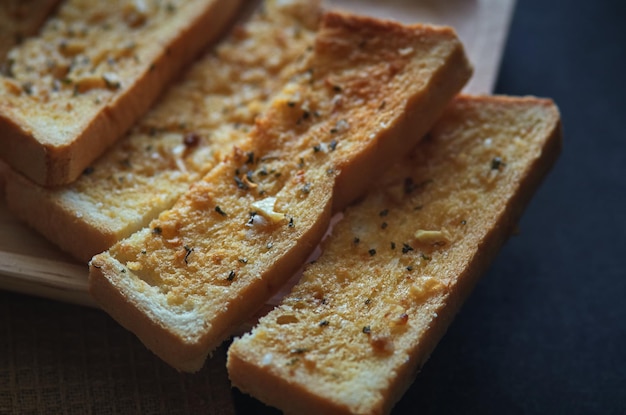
[89,11,472,372]
[0,0,242,186]
[4,0,323,262]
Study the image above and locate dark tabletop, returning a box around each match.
[2,0,625,414]
[393,0,626,414]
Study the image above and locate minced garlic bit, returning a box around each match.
[171,143,188,173]
[102,72,122,90]
[251,197,284,223]
[123,0,149,28]
[334,119,349,133]
[409,276,444,302]
[398,46,414,56]
[261,353,273,366]
[414,229,450,245]
[126,261,143,271]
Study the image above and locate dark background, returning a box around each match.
[1,0,625,414]
[394,0,626,414]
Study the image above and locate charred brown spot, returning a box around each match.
[183,132,201,148]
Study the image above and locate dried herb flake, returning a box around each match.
[215,206,227,216]
[183,246,194,265]
[402,243,414,254]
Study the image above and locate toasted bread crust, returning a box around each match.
[0,0,62,61]
[0,0,242,186]
[4,0,322,262]
[227,95,562,415]
[90,190,334,371]
[318,15,476,210]
[89,12,471,372]
[0,160,7,195]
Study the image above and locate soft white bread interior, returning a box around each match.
[0,0,61,195]
[89,11,472,372]
[227,95,562,415]
[0,0,241,186]
[4,0,321,262]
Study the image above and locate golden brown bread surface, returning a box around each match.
[89,11,472,372]
[4,0,321,262]
[227,95,562,415]
[0,0,241,186]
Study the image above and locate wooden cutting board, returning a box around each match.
[0,0,516,307]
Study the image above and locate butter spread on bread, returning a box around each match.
[227,95,562,415]
[89,11,472,372]
[4,0,322,262]
[0,0,241,186]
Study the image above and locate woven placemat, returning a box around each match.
[0,291,251,415]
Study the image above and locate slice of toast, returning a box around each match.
[227,95,562,415]
[4,0,322,262]
[0,0,241,186]
[0,0,62,62]
[89,12,472,372]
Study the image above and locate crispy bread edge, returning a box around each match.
[0,0,242,186]
[89,12,472,373]
[89,192,334,372]
[226,96,563,415]
[4,168,116,262]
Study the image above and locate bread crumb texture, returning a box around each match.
[2,0,210,142]
[5,0,321,261]
[0,0,240,185]
[90,9,471,372]
[227,96,561,415]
